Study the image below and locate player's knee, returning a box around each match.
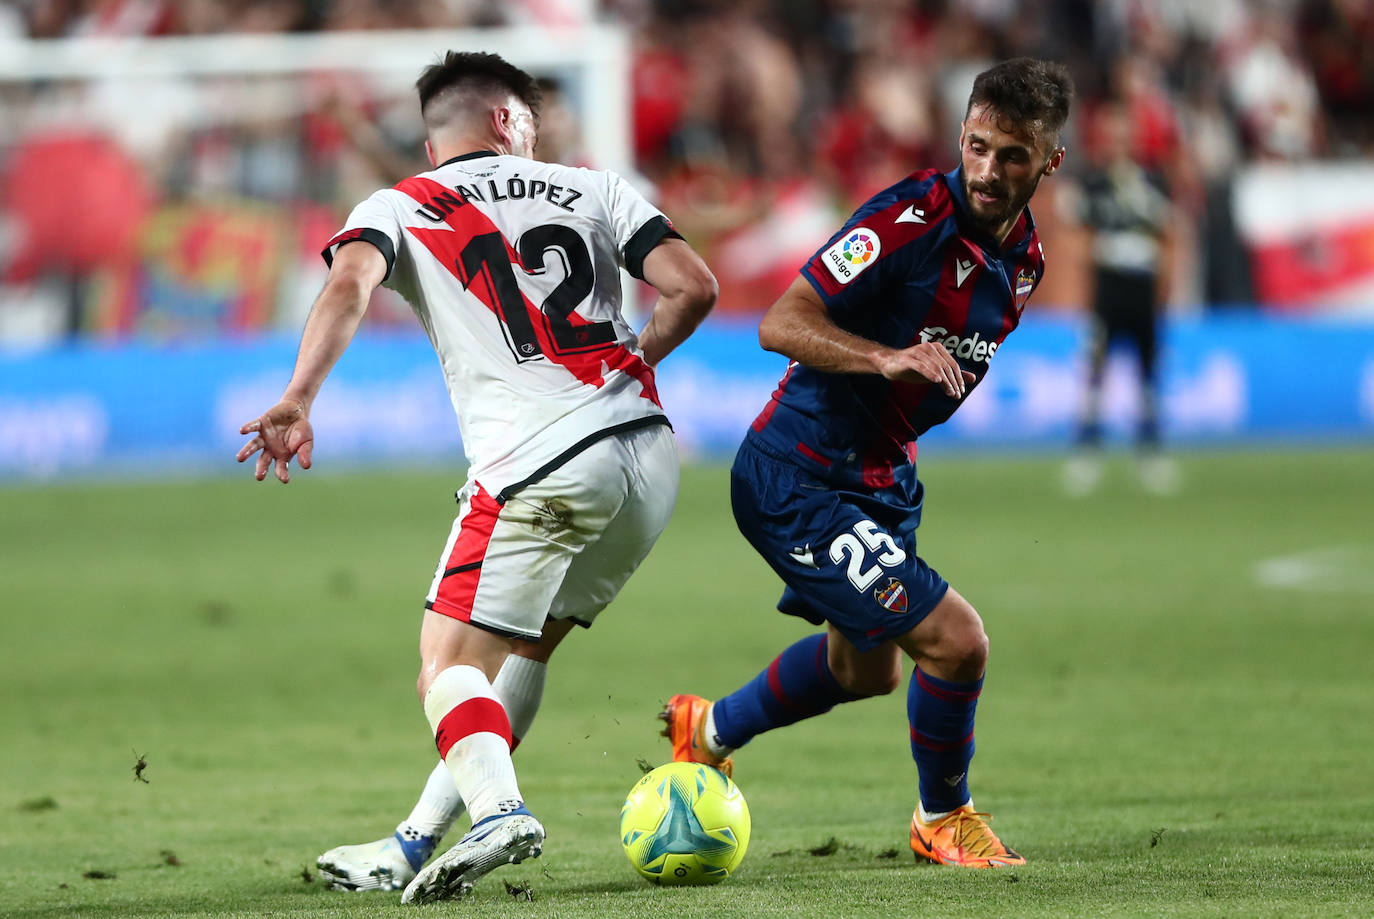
[946,623,989,681]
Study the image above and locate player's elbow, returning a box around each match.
[317,269,376,320]
[644,240,717,318]
[679,264,719,318]
[757,307,787,355]
[757,281,818,356]
[325,265,377,301]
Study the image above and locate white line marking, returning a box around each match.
[1252,545,1374,595]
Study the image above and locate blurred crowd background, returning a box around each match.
[1,0,1373,342]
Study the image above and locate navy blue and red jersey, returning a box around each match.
[746,165,1045,492]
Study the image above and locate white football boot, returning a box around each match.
[317,829,437,891]
[401,809,544,904]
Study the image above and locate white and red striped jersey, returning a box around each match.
[323,151,680,496]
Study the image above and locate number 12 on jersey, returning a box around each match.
[458,226,616,363]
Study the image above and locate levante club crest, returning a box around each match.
[874,577,908,613]
[1014,268,1036,314]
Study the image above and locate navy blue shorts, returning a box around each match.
[730,438,949,653]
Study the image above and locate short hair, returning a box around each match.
[966,58,1074,147]
[416,51,543,127]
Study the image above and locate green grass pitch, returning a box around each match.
[2,448,1372,918]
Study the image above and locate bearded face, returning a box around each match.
[959,104,1063,240]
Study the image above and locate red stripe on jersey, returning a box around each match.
[927,240,981,341]
[859,379,926,488]
[861,451,899,489]
[434,697,513,758]
[430,485,502,621]
[395,176,661,406]
[751,362,798,432]
[803,171,954,299]
[795,442,831,466]
[866,235,981,483]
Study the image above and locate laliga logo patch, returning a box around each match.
[842,232,877,265]
[822,227,881,285]
[874,577,908,613]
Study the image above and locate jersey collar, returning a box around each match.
[437,150,500,168]
[943,165,1037,256]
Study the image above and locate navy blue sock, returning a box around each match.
[711,633,863,750]
[908,667,983,814]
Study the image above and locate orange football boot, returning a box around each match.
[657,694,734,778]
[909,804,1025,868]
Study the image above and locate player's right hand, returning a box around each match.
[236,400,314,484]
[876,342,976,398]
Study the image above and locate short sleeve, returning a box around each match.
[605,171,683,280]
[322,190,402,281]
[799,193,943,322]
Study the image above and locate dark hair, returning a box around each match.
[416,51,542,122]
[966,58,1074,145]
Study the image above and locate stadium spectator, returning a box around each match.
[1222,3,1324,161]
[0,0,1364,336]
[1298,0,1374,156]
[235,51,717,901]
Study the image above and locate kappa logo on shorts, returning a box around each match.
[874,577,908,613]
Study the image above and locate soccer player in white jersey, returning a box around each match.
[236,51,716,904]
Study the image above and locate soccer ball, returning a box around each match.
[619,762,750,885]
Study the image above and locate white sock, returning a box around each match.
[396,656,548,840]
[703,703,734,757]
[399,761,463,839]
[497,654,546,744]
[919,798,972,823]
[423,665,524,826]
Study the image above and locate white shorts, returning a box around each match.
[424,422,680,640]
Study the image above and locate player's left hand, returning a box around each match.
[237,400,314,484]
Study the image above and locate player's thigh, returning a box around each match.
[419,609,515,687]
[731,443,947,653]
[425,446,638,641]
[549,423,680,625]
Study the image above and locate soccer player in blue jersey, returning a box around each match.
[661,57,1073,868]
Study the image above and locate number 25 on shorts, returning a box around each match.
[829,520,906,592]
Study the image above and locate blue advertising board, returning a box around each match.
[1,315,1372,480]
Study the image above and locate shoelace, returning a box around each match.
[942,810,1007,857]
